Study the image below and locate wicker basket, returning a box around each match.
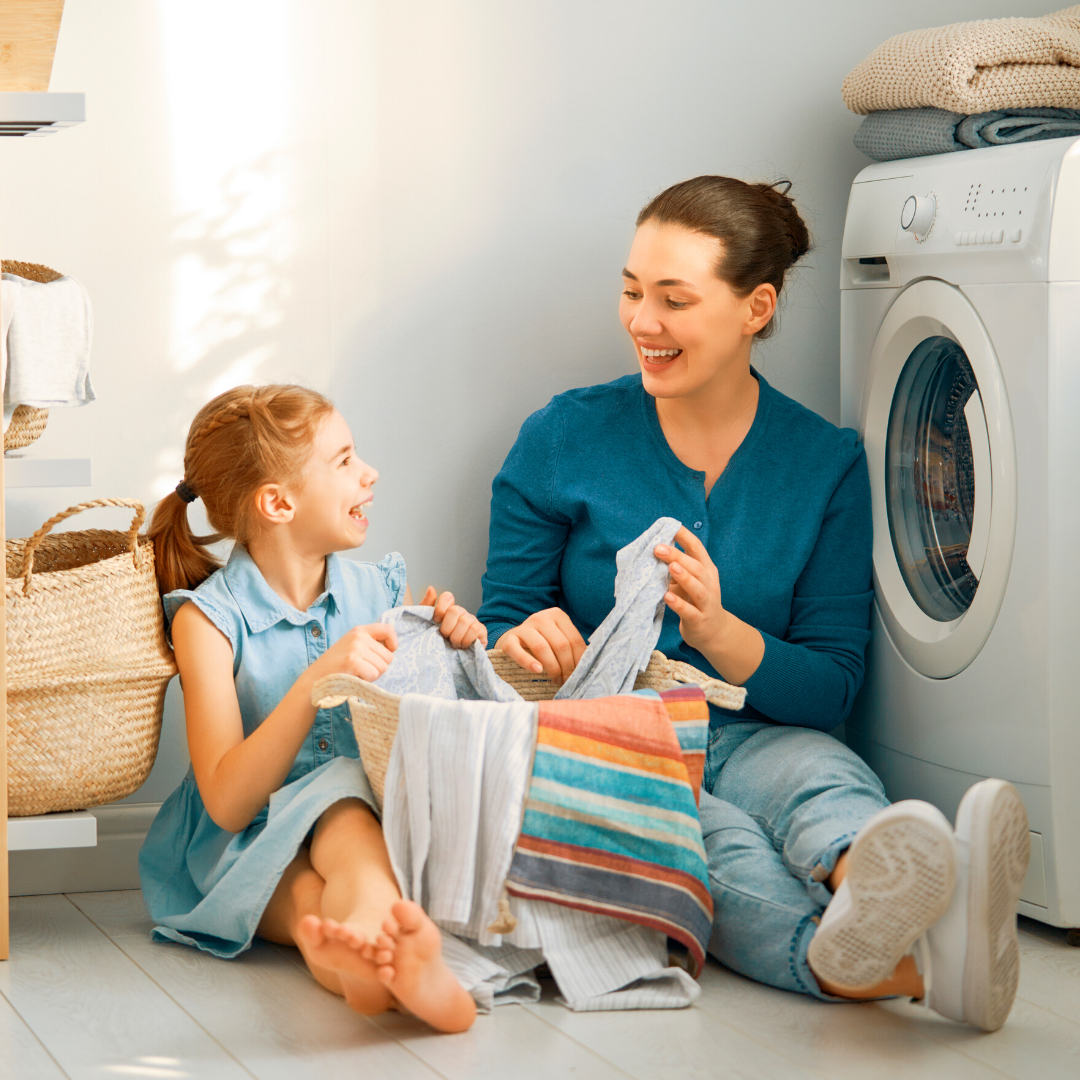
[5,498,178,816]
[313,650,747,805]
[2,260,63,453]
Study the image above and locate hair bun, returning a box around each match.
[757,180,810,266]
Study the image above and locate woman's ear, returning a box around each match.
[744,283,778,336]
[253,483,295,526]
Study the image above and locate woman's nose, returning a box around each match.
[629,301,664,337]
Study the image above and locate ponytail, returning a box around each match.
[149,384,334,596]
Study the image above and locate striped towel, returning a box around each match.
[506,687,713,976]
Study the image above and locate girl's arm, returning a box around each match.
[173,601,397,832]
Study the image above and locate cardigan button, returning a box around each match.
[693,521,703,530]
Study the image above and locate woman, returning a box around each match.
[477,176,1030,1031]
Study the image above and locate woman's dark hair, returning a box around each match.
[636,176,811,339]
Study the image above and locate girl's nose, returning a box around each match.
[365,465,379,486]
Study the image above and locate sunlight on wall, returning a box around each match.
[152,0,295,500]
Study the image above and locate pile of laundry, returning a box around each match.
[314,518,743,1014]
[844,6,1080,161]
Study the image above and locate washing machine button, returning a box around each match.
[993,229,1004,243]
[901,193,937,238]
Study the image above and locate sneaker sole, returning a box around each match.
[807,802,956,992]
[957,780,1029,1032]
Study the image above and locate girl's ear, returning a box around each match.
[743,282,778,336]
[254,483,295,525]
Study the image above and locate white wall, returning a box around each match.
[1,0,1051,812]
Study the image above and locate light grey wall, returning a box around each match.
[1,0,1049,808]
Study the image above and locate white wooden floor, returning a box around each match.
[1,892,1078,1080]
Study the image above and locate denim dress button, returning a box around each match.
[310,625,322,638]
[317,738,329,751]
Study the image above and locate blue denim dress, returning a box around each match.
[138,544,406,957]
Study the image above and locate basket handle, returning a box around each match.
[20,498,146,594]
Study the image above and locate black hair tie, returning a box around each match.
[175,480,197,504]
[773,179,793,195]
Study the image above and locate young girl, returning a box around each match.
[139,383,480,1032]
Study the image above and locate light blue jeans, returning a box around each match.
[700,722,890,999]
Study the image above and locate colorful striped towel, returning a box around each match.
[506,687,713,976]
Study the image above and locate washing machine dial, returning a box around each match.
[901,193,937,239]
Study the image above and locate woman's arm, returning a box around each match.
[173,601,398,832]
[656,449,873,730]
[478,402,586,681]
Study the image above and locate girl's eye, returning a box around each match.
[341,456,351,467]
[622,289,641,300]
[667,300,688,310]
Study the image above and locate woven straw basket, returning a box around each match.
[5,499,178,816]
[2,260,63,452]
[313,650,747,805]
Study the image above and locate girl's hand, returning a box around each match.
[495,608,586,685]
[312,623,399,682]
[654,527,732,657]
[431,590,488,650]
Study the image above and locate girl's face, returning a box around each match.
[618,220,773,400]
[292,408,378,554]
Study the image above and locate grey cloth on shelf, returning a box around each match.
[554,516,681,700]
[956,108,1080,148]
[855,107,1080,162]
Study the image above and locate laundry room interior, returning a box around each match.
[2,2,1080,1078]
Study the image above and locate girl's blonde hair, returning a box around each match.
[149,384,335,595]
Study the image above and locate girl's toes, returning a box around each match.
[381,915,402,940]
[377,964,396,987]
[391,898,426,931]
[374,947,394,966]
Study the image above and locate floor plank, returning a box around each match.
[0,991,68,1080]
[523,970,828,1080]
[0,894,250,1080]
[1014,917,1080,1026]
[69,891,446,1080]
[688,961,1012,1080]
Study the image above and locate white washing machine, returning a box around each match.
[841,136,1080,929]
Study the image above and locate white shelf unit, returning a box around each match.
[1,90,89,960]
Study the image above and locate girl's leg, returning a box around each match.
[271,797,475,1031]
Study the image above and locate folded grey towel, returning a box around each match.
[854,106,1080,160]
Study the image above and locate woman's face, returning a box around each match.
[618,220,773,400]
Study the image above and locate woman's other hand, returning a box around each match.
[655,527,764,685]
[495,608,586,685]
[312,623,398,682]
[429,590,488,650]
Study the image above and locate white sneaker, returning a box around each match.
[921,779,1030,1031]
[807,800,956,992]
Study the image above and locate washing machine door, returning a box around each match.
[862,279,1017,679]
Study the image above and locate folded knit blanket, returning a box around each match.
[505,687,714,977]
[855,106,1080,161]
[843,6,1080,115]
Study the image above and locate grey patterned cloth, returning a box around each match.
[374,607,523,702]
[375,517,681,703]
[854,107,1080,161]
[555,517,680,700]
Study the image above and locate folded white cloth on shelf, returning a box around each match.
[2,272,95,432]
[842,6,1080,115]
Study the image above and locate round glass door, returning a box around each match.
[886,336,991,622]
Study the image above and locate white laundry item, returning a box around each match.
[0,277,18,429]
[382,693,700,1011]
[3,272,95,431]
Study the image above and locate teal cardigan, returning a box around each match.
[478,371,873,731]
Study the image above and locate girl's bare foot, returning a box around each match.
[295,914,392,1015]
[374,900,477,1032]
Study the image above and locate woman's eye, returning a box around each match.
[667,300,688,309]
[622,289,641,300]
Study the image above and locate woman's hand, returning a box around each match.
[310,623,399,682]
[654,527,730,656]
[654,527,764,685]
[495,608,586,685]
